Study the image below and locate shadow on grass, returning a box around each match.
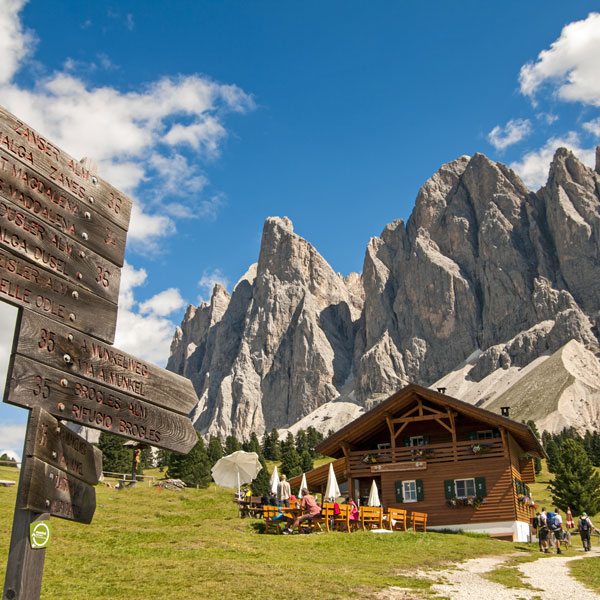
[250,521,267,534]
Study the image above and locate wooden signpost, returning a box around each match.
[1,104,199,600]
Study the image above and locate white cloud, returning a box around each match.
[488,118,532,150]
[510,132,596,190]
[114,263,185,365]
[139,288,186,317]
[536,112,559,125]
[0,302,18,395]
[583,117,600,137]
[148,152,209,196]
[0,3,254,250]
[519,13,600,106]
[0,425,26,461]
[0,0,34,85]
[197,268,230,303]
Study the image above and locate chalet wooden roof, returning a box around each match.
[288,457,346,489]
[315,383,546,459]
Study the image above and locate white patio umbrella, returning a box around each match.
[367,479,381,507]
[269,464,280,495]
[211,451,262,496]
[299,472,308,497]
[324,462,340,501]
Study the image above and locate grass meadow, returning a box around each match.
[1,462,599,599]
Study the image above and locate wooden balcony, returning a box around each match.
[348,439,504,475]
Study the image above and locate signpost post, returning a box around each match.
[1,104,199,600]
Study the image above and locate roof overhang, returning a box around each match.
[315,383,546,459]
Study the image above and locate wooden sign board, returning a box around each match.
[19,456,95,524]
[0,195,121,304]
[0,105,132,232]
[0,148,127,266]
[6,355,198,454]
[0,246,117,344]
[25,406,102,486]
[14,310,198,415]
[371,461,427,473]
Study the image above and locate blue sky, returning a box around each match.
[1,1,600,456]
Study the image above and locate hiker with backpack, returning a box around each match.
[577,512,599,551]
[548,508,564,554]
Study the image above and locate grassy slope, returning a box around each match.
[1,467,535,600]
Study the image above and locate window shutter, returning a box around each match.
[423,435,430,445]
[475,477,486,497]
[416,479,424,502]
[468,431,477,441]
[395,480,403,503]
[444,480,455,499]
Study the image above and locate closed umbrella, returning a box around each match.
[270,465,280,495]
[211,451,262,496]
[566,507,575,529]
[299,473,308,497]
[324,462,340,501]
[367,479,381,507]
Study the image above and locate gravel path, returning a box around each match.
[374,546,600,600]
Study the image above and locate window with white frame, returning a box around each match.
[403,480,418,502]
[377,442,391,450]
[476,430,494,440]
[409,436,425,446]
[454,478,476,498]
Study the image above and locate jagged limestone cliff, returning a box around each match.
[168,148,600,439]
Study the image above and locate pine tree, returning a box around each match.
[280,432,295,454]
[591,431,600,467]
[262,429,280,461]
[207,436,224,466]
[0,453,17,467]
[156,449,172,472]
[167,434,211,487]
[548,438,600,515]
[544,436,560,473]
[250,454,271,496]
[224,435,242,455]
[306,426,323,457]
[300,449,313,473]
[295,429,309,456]
[280,445,302,478]
[246,432,262,455]
[97,432,131,473]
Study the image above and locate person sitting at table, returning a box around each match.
[282,488,321,534]
[261,491,278,507]
[346,497,359,521]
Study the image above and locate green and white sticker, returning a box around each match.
[30,521,51,549]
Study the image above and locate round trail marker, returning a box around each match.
[30,522,50,549]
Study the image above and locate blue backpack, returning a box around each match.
[546,512,556,529]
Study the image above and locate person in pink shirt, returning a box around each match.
[283,488,321,534]
[346,497,359,521]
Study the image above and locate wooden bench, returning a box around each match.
[359,506,383,531]
[263,505,287,534]
[410,511,428,532]
[386,507,408,531]
[333,504,359,532]
[248,496,263,518]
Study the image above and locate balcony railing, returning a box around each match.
[348,439,504,472]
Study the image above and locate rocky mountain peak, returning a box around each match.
[169,148,600,439]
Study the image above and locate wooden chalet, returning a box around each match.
[291,384,544,541]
